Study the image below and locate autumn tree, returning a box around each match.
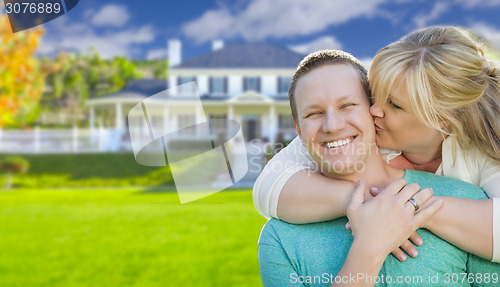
[0,14,44,127]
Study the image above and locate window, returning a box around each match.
[278,76,292,94]
[178,114,196,135]
[210,77,227,95]
[178,76,195,94]
[243,77,260,92]
[278,115,294,130]
[209,114,228,136]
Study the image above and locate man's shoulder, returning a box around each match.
[261,218,328,236]
[259,219,347,246]
[405,169,487,199]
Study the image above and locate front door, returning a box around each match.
[242,115,261,141]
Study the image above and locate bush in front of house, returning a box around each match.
[0,156,30,188]
[0,153,175,188]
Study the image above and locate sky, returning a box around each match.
[4,0,500,65]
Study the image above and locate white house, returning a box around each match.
[163,39,302,145]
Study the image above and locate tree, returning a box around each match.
[40,50,142,125]
[0,156,29,189]
[0,14,44,127]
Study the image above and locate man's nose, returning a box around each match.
[322,112,345,133]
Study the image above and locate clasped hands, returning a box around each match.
[345,179,443,262]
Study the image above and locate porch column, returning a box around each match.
[227,104,234,139]
[194,105,200,138]
[116,102,123,131]
[89,106,95,129]
[89,105,95,138]
[269,105,277,144]
[163,104,170,146]
[228,105,234,119]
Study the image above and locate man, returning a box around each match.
[257,50,499,286]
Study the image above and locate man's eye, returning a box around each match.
[305,112,320,118]
[388,100,402,110]
[340,103,356,109]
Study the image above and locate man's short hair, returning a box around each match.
[288,50,370,123]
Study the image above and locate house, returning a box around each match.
[163,40,302,145]
[87,40,303,151]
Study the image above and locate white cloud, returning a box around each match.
[359,57,373,70]
[454,0,500,8]
[147,48,168,60]
[91,4,130,27]
[413,2,450,28]
[469,22,500,51]
[39,16,155,59]
[182,0,387,43]
[289,36,343,55]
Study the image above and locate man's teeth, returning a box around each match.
[325,138,352,148]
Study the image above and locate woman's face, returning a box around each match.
[369,82,444,154]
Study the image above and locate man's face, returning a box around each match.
[294,64,375,177]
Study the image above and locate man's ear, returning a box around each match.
[293,120,301,137]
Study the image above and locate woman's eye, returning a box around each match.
[388,100,402,110]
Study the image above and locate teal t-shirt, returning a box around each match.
[258,170,500,286]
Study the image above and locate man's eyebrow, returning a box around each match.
[336,95,357,102]
[301,104,322,112]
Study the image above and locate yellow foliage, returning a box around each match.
[0,14,44,127]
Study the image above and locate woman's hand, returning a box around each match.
[370,186,425,261]
[346,179,443,261]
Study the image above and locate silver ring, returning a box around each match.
[408,198,419,211]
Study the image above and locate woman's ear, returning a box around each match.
[439,119,451,134]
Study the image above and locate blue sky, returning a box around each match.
[5,0,500,64]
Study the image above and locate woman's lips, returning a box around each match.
[374,123,383,131]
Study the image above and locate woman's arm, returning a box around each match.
[277,170,355,223]
[424,197,493,260]
[333,180,442,287]
[253,137,355,223]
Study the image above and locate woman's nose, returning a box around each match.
[370,102,384,118]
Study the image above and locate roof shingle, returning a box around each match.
[172,43,304,69]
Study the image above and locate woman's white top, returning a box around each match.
[253,136,500,262]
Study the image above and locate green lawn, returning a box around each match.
[0,188,267,287]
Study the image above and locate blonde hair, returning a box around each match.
[370,26,500,162]
[289,49,370,123]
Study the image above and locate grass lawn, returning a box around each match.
[0,188,267,287]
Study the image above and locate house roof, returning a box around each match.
[172,43,305,69]
[87,79,168,105]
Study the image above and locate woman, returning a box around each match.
[253,26,500,262]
